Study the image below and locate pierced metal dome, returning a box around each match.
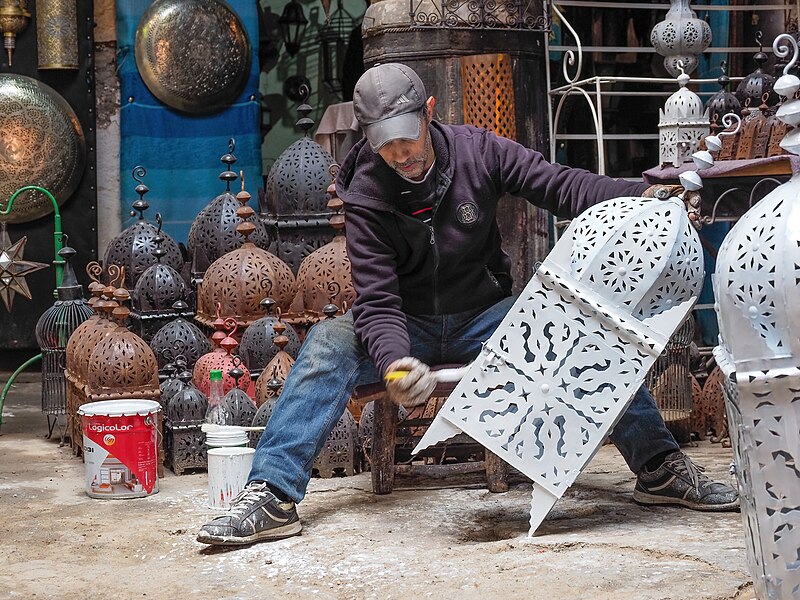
[238,299,301,374]
[254,341,295,407]
[132,242,188,312]
[103,167,184,288]
[704,60,742,124]
[735,33,778,109]
[221,366,257,426]
[150,301,212,373]
[167,371,208,424]
[195,183,297,329]
[192,315,252,396]
[188,140,271,276]
[84,291,161,403]
[263,107,337,272]
[287,189,355,323]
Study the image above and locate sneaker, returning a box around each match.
[196,481,302,546]
[633,451,739,512]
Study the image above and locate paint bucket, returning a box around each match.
[205,425,249,450]
[207,447,255,510]
[77,399,161,499]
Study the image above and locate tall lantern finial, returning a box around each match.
[650,0,712,77]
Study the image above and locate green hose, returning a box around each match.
[0,354,42,431]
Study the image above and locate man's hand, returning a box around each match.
[384,357,437,407]
[642,184,702,229]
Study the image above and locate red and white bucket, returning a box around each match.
[77,400,161,499]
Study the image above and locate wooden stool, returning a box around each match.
[353,366,509,495]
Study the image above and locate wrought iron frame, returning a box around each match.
[409,0,551,31]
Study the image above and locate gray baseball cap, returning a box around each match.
[353,63,427,151]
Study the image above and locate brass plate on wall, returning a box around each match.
[134,0,252,114]
[0,74,86,224]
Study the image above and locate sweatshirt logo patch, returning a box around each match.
[456,202,479,226]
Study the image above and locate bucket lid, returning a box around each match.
[78,399,162,417]
[205,425,247,437]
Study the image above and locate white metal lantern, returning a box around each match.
[659,70,710,168]
[650,0,712,77]
[415,196,703,535]
[712,35,800,600]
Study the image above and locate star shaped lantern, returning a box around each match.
[0,225,49,312]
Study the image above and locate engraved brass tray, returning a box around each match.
[134,0,252,114]
[0,74,86,224]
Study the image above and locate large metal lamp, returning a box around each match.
[317,0,353,96]
[0,0,30,66]
[279,0,307,57]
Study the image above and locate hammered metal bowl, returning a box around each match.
[0,74,86,223]
[134,0,252,114]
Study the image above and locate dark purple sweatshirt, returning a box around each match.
[335,121,648,376]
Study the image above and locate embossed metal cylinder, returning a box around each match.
[35,0,78,69]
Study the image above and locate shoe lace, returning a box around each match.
[667,454,710,492]
[228,482,274,517]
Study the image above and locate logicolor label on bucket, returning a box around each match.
[82,410,158,498]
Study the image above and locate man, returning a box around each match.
[196,63,737,547]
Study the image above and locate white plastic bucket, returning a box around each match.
[205,425,249,449]
[207,447,255,510]
[77,399,161,499]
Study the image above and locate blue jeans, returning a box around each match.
[249,296,679,502]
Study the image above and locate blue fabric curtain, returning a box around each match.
[116,0,262,243]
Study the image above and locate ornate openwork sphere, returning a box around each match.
[150,312,212,373]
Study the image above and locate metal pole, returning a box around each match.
[0,185,64,287]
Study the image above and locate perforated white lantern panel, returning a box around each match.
[415,197,703,534]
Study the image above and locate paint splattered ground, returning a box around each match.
[0,374,755,599]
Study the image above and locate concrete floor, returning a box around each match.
[0,371,756,600]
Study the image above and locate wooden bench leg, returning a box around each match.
[371,395,398,494]
[485,450,509,493]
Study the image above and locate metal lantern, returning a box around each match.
[263,108,336,273]
[221,366,257,426]
[188,141,271,279]
[0,0,30,66]
[238,299,301,376]
[195,182,296,330]
[645,317,695,443]
[287,188,355,325]
[130,236,191,340]
[659,70,710,168]
[735,33,779,110]
[34,246,92,438]
[704,60,741,126]
[0,74,86,223]
[650,0,711,77]
[150,301,212,376]
[278,0,307,57]
[159,353,187,401]
[250,389,359,478]
[417,196,704,535]
[192,315,252,396]
[711,34,800,599]
[64,273,121,453]
[165,368,208,475]
[35,0,78,69]
[254,328,295,407]
[104,168,184,288]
